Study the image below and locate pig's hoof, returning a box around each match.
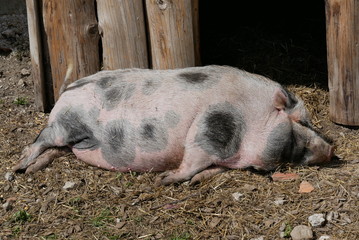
[13,146,33,173]
[155,171,176,186]
[12,164,26,173]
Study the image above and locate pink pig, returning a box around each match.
[13,66,333,185]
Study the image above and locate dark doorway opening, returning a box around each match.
[200,0,328,88]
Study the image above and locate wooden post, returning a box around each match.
[192,0,201,66]
[325,0,359,126]
[145,0,196,69]
[97,0,148,70]
[42,0,100,101]
[26,0,46,111]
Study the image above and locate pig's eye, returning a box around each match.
[298,119,312,129]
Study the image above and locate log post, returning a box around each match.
[325,0,359,126]
[192,0,201,66]
[42,0,100,101]
[97,0,148,70]
[145,0,196,69]
[26,0,46,111]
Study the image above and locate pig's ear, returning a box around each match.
[273,89,287,110]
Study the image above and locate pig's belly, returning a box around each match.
[72,147,183,172]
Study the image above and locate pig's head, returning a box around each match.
[261,89,334,170]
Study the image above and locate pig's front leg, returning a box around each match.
[155,147,217,186]
[189,166,227,185]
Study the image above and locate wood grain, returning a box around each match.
[97,0,148,70]
[325,0,359,126]
[145,0,195,69]
[43,0,100,101]
[191,0,201,66]
[26,0,46,111]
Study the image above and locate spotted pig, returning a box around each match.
[13,65,334,185]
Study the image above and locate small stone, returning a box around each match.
[17,79,25,87]
[20,68,31,77]
[12,185,19,192]
[299,181,314,193]
[271,172,299,181]
[339,212,352,224]
[290,225,313,240]
[2,197,16,211]
[232,192,244,201]
[274,197,285,205]
[318,236,331,240]
[209,217,221,228]
[279,222,286,231]
[2,201,12,211]
[308,213,326,227]
[63,181,77,190]
[250,236,264,240]
[4,184,11,191]
[5,172,15,181]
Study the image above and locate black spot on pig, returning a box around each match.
[196,102,246,159]
[104,83,136,109]
[138,118,168,153]
[63,77,95,93]
[142,123,155,139]
[206,112,235,146]
[142,79,161,95]
[179,72,209,84]
[177,71,217,90]
[281,88,298,109]
[101,120,136,167]
[261,122,293,167]
[97,76,118,89]
[56,109,100,150]
[106,125,125,152]
[164,110,180,128]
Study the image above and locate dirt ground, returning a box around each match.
[1,8,359,240]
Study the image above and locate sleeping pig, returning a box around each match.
[13,65,334,185]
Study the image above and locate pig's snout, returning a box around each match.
[305,140,334,166]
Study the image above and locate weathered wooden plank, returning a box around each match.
[42,0,100,100]
[145,0,195,69]
[192,0,201,66]
[325,0,359,126]
[26,0,46,111]
[97,0,148,70]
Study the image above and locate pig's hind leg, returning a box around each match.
[22,147,70,173]
[13,126,70,173]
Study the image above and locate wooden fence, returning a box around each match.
[26,0,199,111]
[26,0,358,126]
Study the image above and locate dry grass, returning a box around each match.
[1,65,358,239]
[1,5,358,239]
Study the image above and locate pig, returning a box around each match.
[13,65,334,185]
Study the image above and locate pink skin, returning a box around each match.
[13,66,333,185]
